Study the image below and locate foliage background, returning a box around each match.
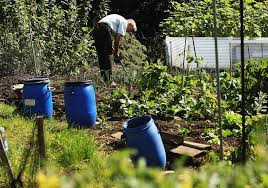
[160,0,268,37]
[0,0,148,77]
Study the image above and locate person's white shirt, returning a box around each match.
[99,14,128,36]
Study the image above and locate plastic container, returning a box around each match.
[23,78,53,118]
[64,80,97,128]
[123,116,166,168]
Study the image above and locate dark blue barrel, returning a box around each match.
[64,80,97,128]
[123,116,166,168]
[23,78,53,118]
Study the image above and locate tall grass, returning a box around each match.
[48,129,103,170]
[0,102,104,185]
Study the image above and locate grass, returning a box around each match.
[1,102,268,187]
[0,104,34,179]
[0,102,17,118]
[0,102,105,185]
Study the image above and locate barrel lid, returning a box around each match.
[64,80,93,86]
[23,77,49,84]
[123,116,152,132]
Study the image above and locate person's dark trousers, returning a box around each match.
[93,23,113,82]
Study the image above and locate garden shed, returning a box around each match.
[165,37,268,69]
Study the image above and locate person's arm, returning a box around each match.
[113,33,121,58]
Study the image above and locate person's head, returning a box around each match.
[126,19,137,33]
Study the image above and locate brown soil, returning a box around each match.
[0,74,32,104]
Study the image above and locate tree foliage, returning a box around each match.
[160,0,268,37]
[0,0,111,76]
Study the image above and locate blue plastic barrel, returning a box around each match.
[64,80,97,128]
[123,116,166,168]
[23,78,53,118]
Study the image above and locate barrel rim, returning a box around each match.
[23,77,49,84]
[64,80,93,86]
[123,116,153,132]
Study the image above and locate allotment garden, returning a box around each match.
[0,0,268,187]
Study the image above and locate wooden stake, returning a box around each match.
[36,117,46,168]
[0,137,15,182]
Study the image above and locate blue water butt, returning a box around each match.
[123,116,166,168]
[64,80,97,128]
[23,78,53,118]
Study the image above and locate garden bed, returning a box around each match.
[0,75,242,168]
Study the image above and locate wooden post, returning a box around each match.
[36,117,46,168]
[0,137,15,182]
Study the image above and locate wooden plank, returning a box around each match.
[161,131,184,146]
[111,131,184,146]
[111,132,123,140]
[170,145,205,157]
[183,141,212,150]
[11,84,24,91]
[161,170,175,176]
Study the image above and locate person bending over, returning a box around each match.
[93,14,137,82]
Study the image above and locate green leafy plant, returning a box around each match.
[100,58,267,134]
[235,59,268,114]
[201,128,220,144]
[219,71,241,111]
[178,127,192,135]
[101,60,219,119]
